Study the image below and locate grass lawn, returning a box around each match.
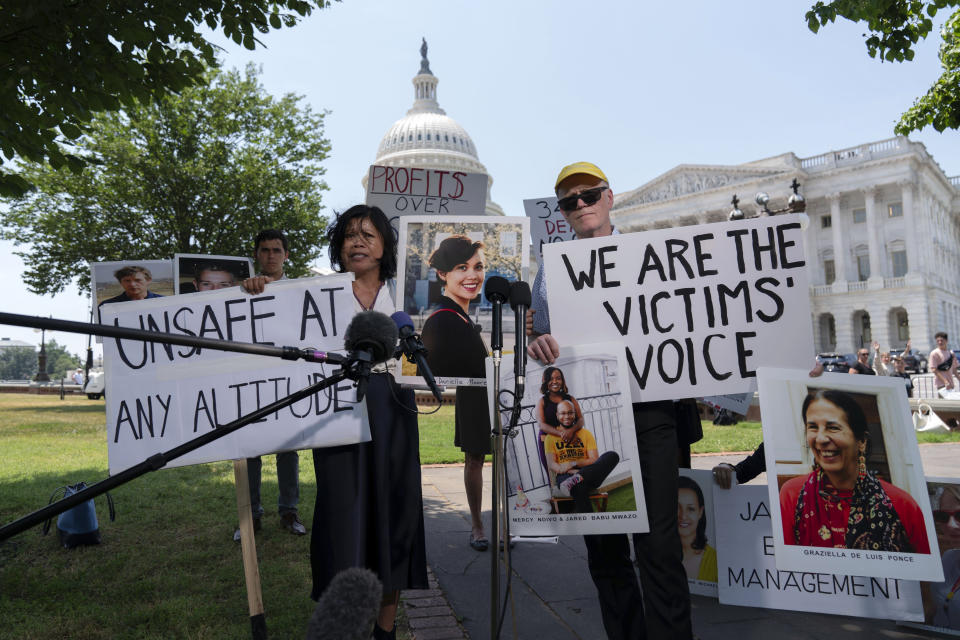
[0,394,336,640]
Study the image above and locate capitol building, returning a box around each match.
[611,137,960,355]
[363,40,503,217]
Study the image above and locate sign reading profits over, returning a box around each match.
[366,164,489,219]
[523,197,576,259]
[542,215,814,401]
[714,483,923,621]
[99,275,364,474]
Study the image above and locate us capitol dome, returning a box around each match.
[363,39,504,216]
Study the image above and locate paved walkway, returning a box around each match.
[404,444,960,640]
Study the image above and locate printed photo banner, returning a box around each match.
[899,476,960,636]
[542,215,814,402]
[395,215,529,387]
[365,165,489,226]
[99,275,364,474]
[523,196,576,259]
[679,469,719,597]
[173,253,254,295]
[489,342,649,536]
[714,482,923,621]
[758,367,943,581]
[91,259,175,324]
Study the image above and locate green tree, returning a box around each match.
[0,346,37,379]
[1,64,330,295]
[42,339,78,379]
[0,0,333,196]
[806,1,960,133]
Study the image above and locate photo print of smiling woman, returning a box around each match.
[395,216,529,386]
[758,367,942,582]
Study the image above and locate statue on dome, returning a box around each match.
[419,37,432,75]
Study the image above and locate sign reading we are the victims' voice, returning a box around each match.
[99,275,364,474]
[366,164,488,217]
[542,215,814,401]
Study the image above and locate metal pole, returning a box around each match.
[489,351,502,640]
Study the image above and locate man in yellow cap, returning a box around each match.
[528,162,693,640]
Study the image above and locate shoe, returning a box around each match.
[280,512,307,535]
[469,534,489,551]
[232,516,262,542]
[559,474,583,498]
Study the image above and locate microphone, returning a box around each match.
[509,281,531,382]
[344,311,398,364]
[306,567,382,640]
[391,311,443,403]
[344,311,398,402]
[484,276,510,355]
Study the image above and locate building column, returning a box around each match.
[834,308,855,354]
[870,306,892,353]
[863,186,884,288]
[828,192,847,293]
[900,179,920,282]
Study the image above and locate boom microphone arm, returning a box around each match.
[0,311,349,365]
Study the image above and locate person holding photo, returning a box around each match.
[779,388,929,553]
[544,400,619,513]
[926,484,960,628]
[421,234,491,551]
[677,476,717,582]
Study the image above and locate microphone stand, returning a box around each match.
[488,302,504,640]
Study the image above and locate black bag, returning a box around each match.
[937,352,954,372]
[42,482,116,549]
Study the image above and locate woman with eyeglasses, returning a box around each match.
[310,205,428,640]
[420,234,491,551]
[925,483,960,628]
[779,388,929,553]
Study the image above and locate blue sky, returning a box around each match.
[3,0,959,357]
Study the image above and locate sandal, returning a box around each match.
[469,534,489,551]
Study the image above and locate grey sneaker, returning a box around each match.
[280,512,306,535]
[558,474,583,498]
[232,516,262,542]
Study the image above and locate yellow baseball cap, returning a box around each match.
[555,162,609,190]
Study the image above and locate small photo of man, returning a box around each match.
[173,254,254,295]
[91,260,175,324]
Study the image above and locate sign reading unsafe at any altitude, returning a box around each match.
[542,215,814,401]
[99,275,365,474]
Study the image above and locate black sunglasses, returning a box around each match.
[557,186,607,212]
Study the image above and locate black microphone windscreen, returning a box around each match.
[390,310,414,333]
[344,311,398,363]
[306,567,382,640]
[509,281,532,310]
[485,276,511,304]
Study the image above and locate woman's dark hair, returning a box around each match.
[429,234,484,279]
[540,366,569,396]
[327,205,397,280]
[801,388,869,441]
[678,476,708,551]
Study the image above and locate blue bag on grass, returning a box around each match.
[42,482,116,549]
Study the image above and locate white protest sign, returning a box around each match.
[100,275,364,474]
[489,342,649,536]
[714,483,923,621]
[758,368,943,582]
[701,390,754,417]
[523,197,576,259]
[366,165,488,220]
[542,215,814,402]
